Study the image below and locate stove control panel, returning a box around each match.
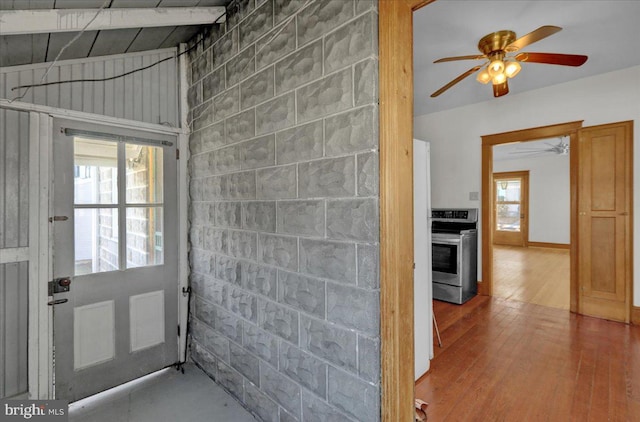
[431,208,478,223]
[432,210,467,219]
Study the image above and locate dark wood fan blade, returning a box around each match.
[434,55,486,63]
[506,25,562,52]
[515,52,588,66]
[493,81,509,97]
[431,65,483,97]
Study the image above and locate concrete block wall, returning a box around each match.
[187,1,380,421]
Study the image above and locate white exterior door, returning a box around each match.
[50,119,179,402]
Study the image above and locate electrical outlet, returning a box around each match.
[469,191,479,201]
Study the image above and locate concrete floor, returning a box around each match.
[69,363,257,422]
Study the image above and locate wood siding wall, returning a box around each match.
[0,108,30,398]
[0,49,180,127]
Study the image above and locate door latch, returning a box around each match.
[48,277,72,295]
[49,216,69,223]
[47,298,69,306]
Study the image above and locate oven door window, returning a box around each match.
[432,242,458,274]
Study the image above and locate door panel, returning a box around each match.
[493,171,529,247]
[578,121,632,322]
[51,119,178,402]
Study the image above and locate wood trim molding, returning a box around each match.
[482,121,583,146]
[632,306,640,325]
[527,242,571,250]
[379,0,434,420]
[481,121,583,310]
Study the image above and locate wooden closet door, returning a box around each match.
[578,121,632,322]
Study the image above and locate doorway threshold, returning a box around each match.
[69,363,257,422]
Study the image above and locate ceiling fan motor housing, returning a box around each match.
[478,30,517,55]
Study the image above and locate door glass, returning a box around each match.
[126,144,163,204]
[495,178,522,232]
[74,137,165,275]
[126,207,163,268]
[74,138,118,204]
[75,208,119,275]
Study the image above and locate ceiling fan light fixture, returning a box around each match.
[487,59,505,77]
[476,68,491,84]
[492,72,507,85]
[504,61,522,78]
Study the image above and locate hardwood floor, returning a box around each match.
[493,245,570,310]
[418,296,640,421]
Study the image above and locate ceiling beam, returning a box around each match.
[0,7,226,36]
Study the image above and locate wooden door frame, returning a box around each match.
[492,171,530,247]
[379,0,434,420]
[480,121,583,313]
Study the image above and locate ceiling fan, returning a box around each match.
[431,25,588,98]
[510,137,570,156]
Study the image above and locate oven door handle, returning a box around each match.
[432,238,461,245]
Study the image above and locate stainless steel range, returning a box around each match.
[432,208,478,304]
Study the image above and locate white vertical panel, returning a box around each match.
[71,63,83,111]
[92,61,105,117]
[150,53,160,125]
[58,65,72,110]
[1,108,29,249]
[0,108,30,398]
[130,290,165,352]
[0,49,179,127]
[32,67,47,106]
[45,66,60,109]
[103,59,115,118]
[133,55,144,123]
[73,300,115,370]
[0,262,29,398]
[123,56,135,120]
[82,62,94,115]
[414,139,433,380]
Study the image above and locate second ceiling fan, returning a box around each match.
[431,25,588,98]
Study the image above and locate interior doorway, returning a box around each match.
[491,141,571,311]
[480,121,581,312]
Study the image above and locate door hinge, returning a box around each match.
[182,286,191,297]
[176,148,180,160]
[177,325,181,337]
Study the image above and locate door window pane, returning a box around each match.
[75,208,119,275]
[74,138,118,204]
[496,179,521,202]
[126,207,163,268]
[126,144,163,204]
[497,204,521,232]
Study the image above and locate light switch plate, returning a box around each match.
[469,191,479,201]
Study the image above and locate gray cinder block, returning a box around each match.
[326,198,379,242]
[298,156,355,199]
[296,69,352,122]
[299,238,356,283]
[276,200,324,237]
[299,315,357,373]
[258,233,298,270]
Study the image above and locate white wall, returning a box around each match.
[494,154,570,244]
[414,65,640,306]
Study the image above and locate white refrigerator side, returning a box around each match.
[414,139,433,380]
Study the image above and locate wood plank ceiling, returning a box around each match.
[0,0,228,67]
